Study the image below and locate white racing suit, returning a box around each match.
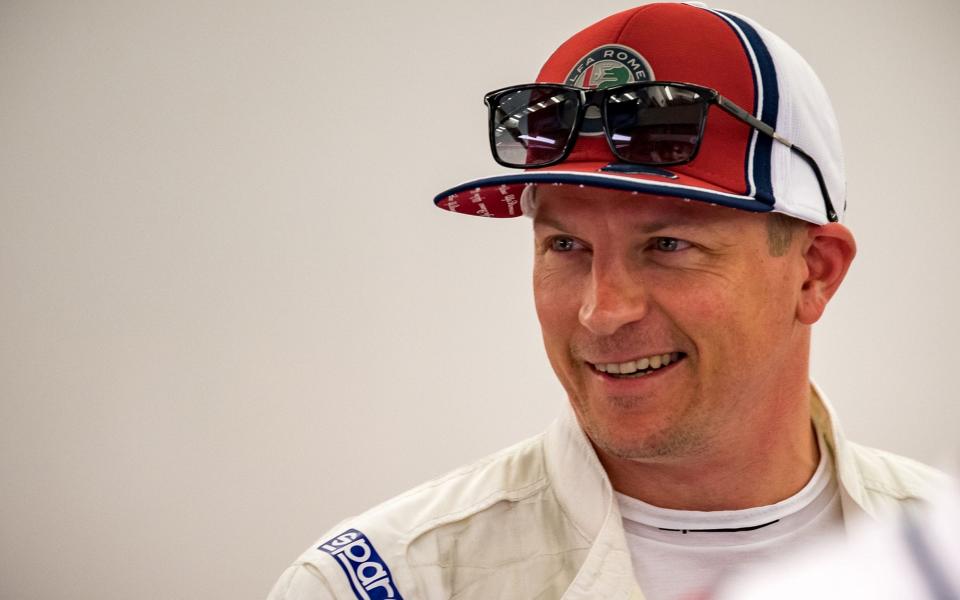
[267,384,949,600]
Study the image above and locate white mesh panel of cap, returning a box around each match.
[726,10,847,224]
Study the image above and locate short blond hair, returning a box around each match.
[766,212,806,257]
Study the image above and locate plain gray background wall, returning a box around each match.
[2,1,958,598]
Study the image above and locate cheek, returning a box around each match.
[533,258,583,312]
[656,271,757,354]
[533,262,586,361]
[681,267,796,363]
[534,269,572,336]
[649,268,731,322]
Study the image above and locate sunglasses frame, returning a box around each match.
[484,81,838,222]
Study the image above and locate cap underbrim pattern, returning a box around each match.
[433,163,774,219]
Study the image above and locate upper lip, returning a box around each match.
[586,351,680,365]
[587,351,685,375]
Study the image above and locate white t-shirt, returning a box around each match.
[617,436,843,600]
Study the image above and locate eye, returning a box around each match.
[548,236,583,252]
[652,237,691,252]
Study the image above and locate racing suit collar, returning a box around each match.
[544,408,642,599]
[810,381,877,523]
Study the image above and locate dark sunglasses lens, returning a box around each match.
[605,85,708,164]
[490,87,580,167]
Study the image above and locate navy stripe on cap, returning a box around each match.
[712,10,780,206]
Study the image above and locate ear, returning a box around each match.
[796,223,857,325]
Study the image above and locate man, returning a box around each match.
[268,3,948,599]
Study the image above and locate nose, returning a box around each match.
[578,257,649,336]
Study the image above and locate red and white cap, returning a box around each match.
[433,2,845,225]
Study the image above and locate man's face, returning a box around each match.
[532,187,809,462]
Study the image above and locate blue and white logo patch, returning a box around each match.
[319,529,404,600]
[565,44,655,135]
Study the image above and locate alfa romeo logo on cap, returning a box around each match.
[565,44,654,135]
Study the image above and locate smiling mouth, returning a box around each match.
[589,352,686,379]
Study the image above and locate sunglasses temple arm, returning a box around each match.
[789,145,839,223]
[715,95,777,138]
[716,96,839,223]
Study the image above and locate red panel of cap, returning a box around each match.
[535,3,757,195]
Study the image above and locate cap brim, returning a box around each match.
[433,162,774,218]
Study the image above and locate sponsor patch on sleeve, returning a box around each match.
[319,528,404,600]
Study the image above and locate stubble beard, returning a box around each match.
[573,392,710,462]
[557,333,710,460]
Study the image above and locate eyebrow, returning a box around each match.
[532,216,569,232]
[533,215,697,234]
[638,220,677,234]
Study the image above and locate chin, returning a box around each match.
[579,411,707,461]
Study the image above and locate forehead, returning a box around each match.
[531,185,762,232]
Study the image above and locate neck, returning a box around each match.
[598,380,820,512]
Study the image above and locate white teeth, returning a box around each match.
[594,352,682,375]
